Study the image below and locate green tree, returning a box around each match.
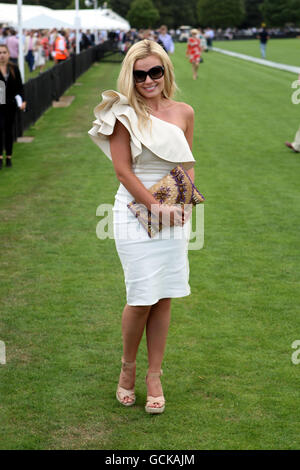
[260,0,300,26]
[170,0,198,27]
[108,0,132,18]
[153,0,198,28]
[127,0,160,29]
[197,0,246,28]
[152,0,174,26]
[243,0,263,27]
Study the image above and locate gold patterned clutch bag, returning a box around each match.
[127,165,205,238]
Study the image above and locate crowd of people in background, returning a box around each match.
[219,25,299,41]
[0,24,215,76]
[113,25,213,55]
[0,22,279,76]
[112,26,209,80]
[0,26,109,74]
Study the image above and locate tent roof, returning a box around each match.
[52,9,130,30]
[0,4,52,25]
[22,13,74,30]
[0,4,130,30]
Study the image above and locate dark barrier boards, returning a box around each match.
[14,41,121,141]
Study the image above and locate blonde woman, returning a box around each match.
[186,29,202,80]
[89,40,196,414]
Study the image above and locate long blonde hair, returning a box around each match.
[98,40,177,129]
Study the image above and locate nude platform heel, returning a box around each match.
[145,369,165,414]
[116,358,136,407]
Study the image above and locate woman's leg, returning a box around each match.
[122,303,152,362]
[145,298,171,403]
[4,106,16,162]
[118,303,152,400]
[192,63,197,79]
[192,62,199,80]
[29,51,35,72]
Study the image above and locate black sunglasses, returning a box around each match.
[133,66,165,83]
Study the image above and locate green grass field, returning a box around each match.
[214,37,300,66]
[0,41,299,450]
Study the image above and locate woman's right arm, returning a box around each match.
[109,119,159,211]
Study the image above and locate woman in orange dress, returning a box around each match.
[186,29,202,80]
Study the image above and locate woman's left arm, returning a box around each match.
[184,103,195,183]
[14,66,26,110]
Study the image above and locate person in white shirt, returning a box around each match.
[158,25,174,54]
[205,27,214,50]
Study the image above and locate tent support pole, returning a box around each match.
[17,0,25,82]
[75,0,80,54]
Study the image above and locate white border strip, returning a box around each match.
[213,47,300,75]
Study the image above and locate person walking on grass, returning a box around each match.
[186,29,202,80]
[89,40,196,414]
[0,44,26,169]
[24,30,37,73]
[204,27,214,51]
[258,23,269,59]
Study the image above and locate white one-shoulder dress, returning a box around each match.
[88,90,196,306]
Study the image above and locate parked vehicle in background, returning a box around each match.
[179,26,191,42]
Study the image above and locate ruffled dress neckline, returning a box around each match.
[88,90,196,170]
[150,114,185,134]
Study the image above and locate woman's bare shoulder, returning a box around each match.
[171,100,194,117]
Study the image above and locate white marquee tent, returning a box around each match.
[0,4,53,25]
[49,9,130,31]
[22,13,74,30]
[0,4,130,31]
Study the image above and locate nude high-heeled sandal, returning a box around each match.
[145,369,165,414]
[116,358,136,407]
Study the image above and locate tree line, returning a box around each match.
[2,0,300,29]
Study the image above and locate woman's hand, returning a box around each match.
[20,101,26,111]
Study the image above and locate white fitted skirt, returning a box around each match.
[112,148,191,306]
